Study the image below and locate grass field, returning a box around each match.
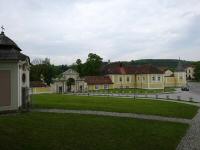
[32,94,198,119]
[0,112,188,150]
[90,87,175,94]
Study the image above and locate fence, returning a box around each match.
[67,91,196,102]
[30,87,53,94]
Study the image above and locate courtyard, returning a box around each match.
[0,94,199,150]
[32,94,198,119]
[0,112,188,150]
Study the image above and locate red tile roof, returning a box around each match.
[84,76,113,85]
[30,81,47,87]
[103,64,163,74]
[136,65,163,74]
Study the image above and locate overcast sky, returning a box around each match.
[0,0,200,65]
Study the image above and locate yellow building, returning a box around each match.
[52,69,113,93]
[104,64,164,89]
[84,76,113,91]
[52,61,187,93]
[164,61,187,87]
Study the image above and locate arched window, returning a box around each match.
[22,73,26,83]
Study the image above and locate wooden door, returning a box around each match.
[0,70,11,106]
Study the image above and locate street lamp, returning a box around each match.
[134,73,137,100]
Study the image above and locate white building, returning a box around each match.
[0,30,30,112]
[52,69,86,93]
[185,66,195,80]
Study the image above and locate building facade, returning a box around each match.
[185,66,195,80]
[0,31,30,112]
[52,61,187,93]
[52,69,113,93]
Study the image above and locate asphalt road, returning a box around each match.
[188,82,200,95]
[75,82,200,103]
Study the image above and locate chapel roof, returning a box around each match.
[0,31,29,62]
[0,31,21,51]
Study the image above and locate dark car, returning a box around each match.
[181,87,189,91]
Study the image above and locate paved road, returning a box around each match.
[176,109,200,150]
[68,82,200,102]
[174,82,200,102]
[188,82,200,95]
[137,82,200,102]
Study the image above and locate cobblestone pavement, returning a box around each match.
[176,109,200,150]
[32,109,191,124]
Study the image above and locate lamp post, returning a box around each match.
[134,73,137,100]
[120,76,122,95]
[163,75,165,93]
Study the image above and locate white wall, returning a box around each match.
[0,62,19,111]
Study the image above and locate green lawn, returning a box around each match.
[0,112,188,150]
[32,94,198,119]
[90,87,175,94]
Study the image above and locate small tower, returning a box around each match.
[174,59,186,87]
[0,28,30,112]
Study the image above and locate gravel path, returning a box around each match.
[176,109,200,150]
[32,109,191,124]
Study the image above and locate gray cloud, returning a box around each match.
[0,0,200,64]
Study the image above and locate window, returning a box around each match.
[180,76,183,80]
[152,76,155,81]
[22,64,26,71]
[104,84,109,89]
[138,77,140,81]
[143,77,145,81]
[119,77,122,82]
[95,85,99,90]
[127,77,129,82]
[158,76,161,81]
[22,73,26,83]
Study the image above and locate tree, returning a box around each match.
[194,61,200,81]
[30,58,57,85]
[83,53,103,76]
[75,59,83,76]
[31,58,43,65]
[42,58,50,65]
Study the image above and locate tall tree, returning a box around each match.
[194,61,200,81]
[31,58,43,65]
[76,59,83,76]
[30,58,57,85]
[83,53,103,76]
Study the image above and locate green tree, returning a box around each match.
[30,58,57,85]
[76,59,83,76]
[83,53,103,76]
[194,61,200,81]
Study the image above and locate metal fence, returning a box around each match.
[67,91,196,103]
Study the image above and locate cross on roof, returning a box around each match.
[1,25,5,32]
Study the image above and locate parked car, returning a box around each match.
[181,87,189,91]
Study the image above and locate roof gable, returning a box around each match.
[63,69,79,75]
